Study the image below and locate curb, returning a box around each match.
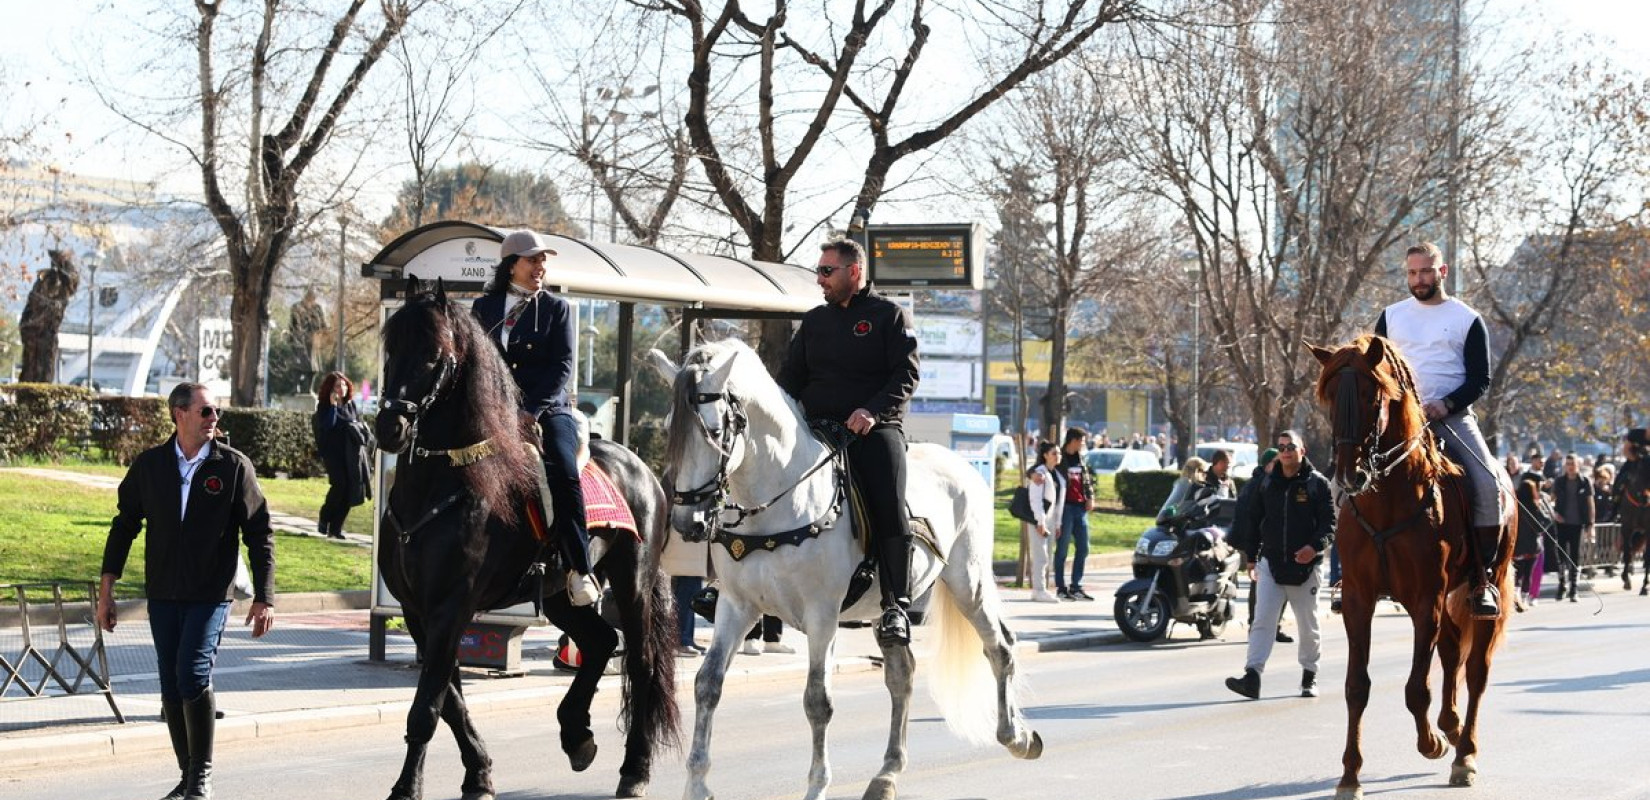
[0,591,371,628]
[0,628,1115,772]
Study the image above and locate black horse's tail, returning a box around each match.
[614,529,683,763]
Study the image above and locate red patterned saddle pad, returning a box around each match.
[582,461,639,540]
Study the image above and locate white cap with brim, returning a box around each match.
[500,230,558,259]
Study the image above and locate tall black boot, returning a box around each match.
[158,699,188,800]
[1469,526,1502,619]
[874,537,913,647]
[181,689,215,800]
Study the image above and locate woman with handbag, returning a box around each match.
[312,371,373,539]
[1026,441,1064,603]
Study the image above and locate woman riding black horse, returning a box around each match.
[376,276,677,800]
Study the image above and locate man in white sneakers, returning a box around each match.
[1374,242,1513,618]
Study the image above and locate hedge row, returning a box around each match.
[1114,469,1251,515]
[0,383,324,477]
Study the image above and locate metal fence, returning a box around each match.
[1578,522,1629,576]
[0,582,125,723]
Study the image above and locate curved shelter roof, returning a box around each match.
[363,220,821,314]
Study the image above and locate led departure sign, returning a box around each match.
[866,223,983,290]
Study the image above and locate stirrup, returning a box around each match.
[875,605,911,647]
[567,572,600,607]
[1470,586,1500,620]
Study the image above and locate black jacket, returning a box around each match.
[102,437,276,605]
[776,284,920,427]
[1550,473,1593,526]
[1238,457,1335,584]
[472,290,575,417]
[1512,469,1549,557]
[312,400,373,506]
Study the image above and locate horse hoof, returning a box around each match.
[1450,762,1477,787]
[1333,787,1364,800]
[616,774,649,798]
[861,776,898,800]
[567,736,598,772]
[1017,731,1045,760]
[1422,733,1449,760]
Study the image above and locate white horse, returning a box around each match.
[650,339,1042,800]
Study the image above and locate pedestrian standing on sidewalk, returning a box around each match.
[1026,441,1064,603]
[1053,427,1096,601]
[1507,454,1548,611]
[311,371,373,539]
[1225,430,1334,700]
[96,382,276,800]
[1550,454,1594,603]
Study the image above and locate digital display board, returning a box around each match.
[866,223,983,290]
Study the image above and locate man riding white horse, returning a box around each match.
[773,238,922,646]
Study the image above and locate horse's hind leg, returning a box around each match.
[683,599,757,800]
[863,639,912,800]
[440,672,495,800]
[545,597,618,773]
[1451,617,1499,787]
[1403,600,1447,760]
[1435,612,1465,747]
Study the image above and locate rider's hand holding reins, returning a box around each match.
[846,408,876,435]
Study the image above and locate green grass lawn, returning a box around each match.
[0,472,372,600]
[991,486,1149,562]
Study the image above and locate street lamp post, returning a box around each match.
[84,252,101,389]
[335,215,348,372]
[1187,264,1201,457]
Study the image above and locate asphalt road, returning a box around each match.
[7,593,1649,800]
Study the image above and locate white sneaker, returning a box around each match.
[739,639,762,655]
[763,640,796,654]
[1030,590,1061,603]
[567,572,600,607]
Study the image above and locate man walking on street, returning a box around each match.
[1375,242,1513,618]
[1225,430,1335,700]
[1550,453,1594,602]
[96,382,276,800]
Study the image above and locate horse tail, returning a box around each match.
[617,539,682,754]
[926,480,1017,747]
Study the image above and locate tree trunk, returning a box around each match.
[18,250,80,384]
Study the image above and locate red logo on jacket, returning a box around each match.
[203,476,223,495]
[853,320,872,336]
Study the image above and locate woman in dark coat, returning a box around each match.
[313,371,372,539]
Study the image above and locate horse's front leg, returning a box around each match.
[683,598,757,800]
[440,671,495,800]
[1404,599,1447,761]
[390,612,465,800]
[1335,588,1375,800]
[862,636,911,800]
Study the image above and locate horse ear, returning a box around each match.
[1308,342,1335,366]
[1366,335,1387,365]
[433,277,448,306]
[404,274,422,300]
[703,348,739,391]
[646,348,680,383]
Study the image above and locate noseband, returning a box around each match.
[671,389,748,541]
[1333,365,1423,496]
[380,353,458,458]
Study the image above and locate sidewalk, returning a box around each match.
[0,564,1144,772]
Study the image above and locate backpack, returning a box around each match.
[1008,486,1038,523]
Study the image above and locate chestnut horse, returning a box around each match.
[1311,335,1514,800]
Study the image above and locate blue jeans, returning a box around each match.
[1054,504,1090,592]
[148,599,231,703]
[539,411,592,574]
[670,576,702,647]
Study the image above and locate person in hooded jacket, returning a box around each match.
[1225,430,1335,700]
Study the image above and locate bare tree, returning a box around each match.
[18,250,80,383]
[1122,0,1493,440]
[646,0,1141,366]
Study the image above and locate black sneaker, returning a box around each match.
[1056,588,1073,601]
[1470,585,1500,619]
[1301,669,1319,698]
[1225,668,1260,699]
[875,606,911,647]
[1071,587,1095,601]
[1275,630,1294,643]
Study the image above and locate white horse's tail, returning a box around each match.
[926,578,1013,747]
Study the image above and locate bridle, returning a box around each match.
[672,371,844,544]
[379,352,467,461]
[1332,365,1424,497]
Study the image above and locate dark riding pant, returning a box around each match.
[1552,524,1583,588]
[539,411,592,575]
[148,599,230,703]
[847,426,912,605]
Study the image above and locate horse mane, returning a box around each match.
[1314,334,1459,483]
[384,292,537,521]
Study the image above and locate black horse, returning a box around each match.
[374,278,678,800]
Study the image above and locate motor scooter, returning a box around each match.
[1113,492,1242,642]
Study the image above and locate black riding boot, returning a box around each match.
[1469,525,1502,619]
[182,689,215,800]
[158,699,188,800]
[875,537,913,647]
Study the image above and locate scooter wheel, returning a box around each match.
[1114,590,1171,642]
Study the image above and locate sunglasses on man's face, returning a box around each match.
[198,406,222,419]
[1276,443,1299,452]
[815,264,844,278]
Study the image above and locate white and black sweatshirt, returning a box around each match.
[1374,297,1491,414]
